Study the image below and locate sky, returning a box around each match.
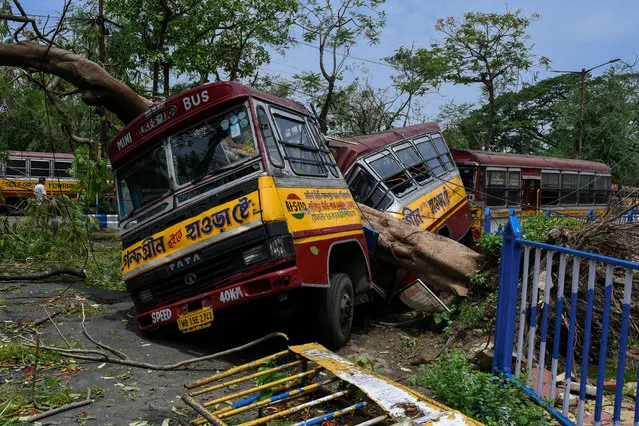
[18,0,639,120]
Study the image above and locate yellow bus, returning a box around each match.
[106,81,373,347]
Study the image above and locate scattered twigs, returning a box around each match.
[81,303,127,360]
[30,336,39,406]
[0,267,86,281]
[34,309,62,327]
[0,400,11,417]
[22,332,289,371]
[24,389,93,423]
[43,305,71,348]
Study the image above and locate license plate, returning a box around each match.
[177,307,213,333]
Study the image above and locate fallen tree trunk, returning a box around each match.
[359,203,479,296]
[0,267,86,281]
[0,41,479,297]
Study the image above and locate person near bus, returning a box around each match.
[34,177,47,203]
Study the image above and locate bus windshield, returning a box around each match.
[171,106,258,185]
[117,145,171,218]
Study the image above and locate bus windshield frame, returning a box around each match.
[115,102,262,221]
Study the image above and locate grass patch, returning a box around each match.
[411,350,552,425]
[0,196,124,292]
[0,372,96,422]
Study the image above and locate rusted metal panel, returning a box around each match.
[181,343,483,426]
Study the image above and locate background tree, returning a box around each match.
[295,0,386,134]
[105,0,297,96]
[548,69,639,184]
[395,10,549,150]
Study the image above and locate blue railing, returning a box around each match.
[493,214,639,425]
[483,207,635,235]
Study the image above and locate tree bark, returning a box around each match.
[486,79,496,151]
[358,203,478,296]
[0,42,150,123]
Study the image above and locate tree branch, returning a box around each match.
[0,41,150,123]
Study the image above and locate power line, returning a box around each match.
[293,40,394,69]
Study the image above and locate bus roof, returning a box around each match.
[7,151,75,160]
[107,81,311,167]
[328,123,441,172]
[450,149,610,173]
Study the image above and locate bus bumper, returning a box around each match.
[136,265,302,331]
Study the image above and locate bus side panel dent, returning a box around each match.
[258,176,286,222]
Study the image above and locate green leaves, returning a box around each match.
[69,146,113,202]
[411,350,553,426]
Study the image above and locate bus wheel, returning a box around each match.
[318,273,354,349]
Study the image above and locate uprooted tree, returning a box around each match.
[0,25,478,296]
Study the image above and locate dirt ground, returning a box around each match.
[0,280,484,425]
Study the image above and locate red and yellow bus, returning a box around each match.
[328,124,474,296]
[451,149,612,233]
[107,81,373,347]
[0,151,76,212]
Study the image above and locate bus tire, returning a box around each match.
[318,273,354,349]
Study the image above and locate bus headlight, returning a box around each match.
[268,236,295,259]
[241,245,270,267]
[137,289,153,306]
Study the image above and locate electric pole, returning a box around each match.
[552,58,621,159]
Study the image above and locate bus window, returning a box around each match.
[486,170,506,207]
[348,166,392,210]
[414,137,445,177]
[507,170,521,205]
[116,145,170,218]
[7,159,27,176]
[595,175,611,204]
[541,172,560,205]
[256,106,283,168]
[30,160,51,177]
[392,142,429,183]
[431,134,455,172]
[368,151,414,197]
[561,173,578,205]
[579,174,595,204]
[458,166,476,192]
[171,106,258,185]
[54,161,72,178]
[273,113,326,177]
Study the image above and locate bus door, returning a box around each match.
[522,177,540,211]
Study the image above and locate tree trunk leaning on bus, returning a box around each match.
[358,204,478,297]
[0,41,479,294]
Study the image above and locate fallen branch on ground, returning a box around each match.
[0,267,86,281]
[24,389,93,423]
[81,303,127,360]
[22,332,289,370]
[43,306,71,348]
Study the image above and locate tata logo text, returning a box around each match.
[285,193,307,220]
[184,273,197,285]
[116,132,133,151]
[167,253,201,273]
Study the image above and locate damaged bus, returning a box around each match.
[107,82,372,348]
[328,124,474,299]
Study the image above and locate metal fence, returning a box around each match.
[483,207,636,235]
[493,214,639,425]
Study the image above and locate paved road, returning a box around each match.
[0,281,303,425]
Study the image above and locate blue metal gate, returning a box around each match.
[493,214,639,425]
